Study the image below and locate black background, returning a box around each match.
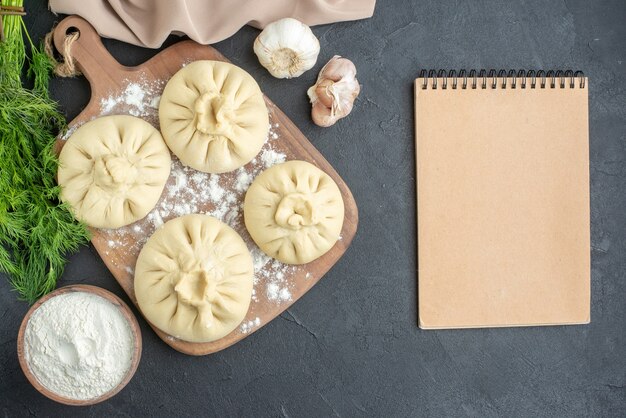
[2,1,626,416]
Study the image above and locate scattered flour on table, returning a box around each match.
[23,292,134,400]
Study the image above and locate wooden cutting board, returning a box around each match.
[53,16,358,355]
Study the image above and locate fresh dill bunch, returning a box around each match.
[0,0,90,302]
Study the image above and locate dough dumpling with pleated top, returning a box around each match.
[57,115,171,229]
[244,160,344,264]
[134,214,253,343]
[159,60,269,173]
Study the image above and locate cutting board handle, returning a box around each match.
[53,16,133,98]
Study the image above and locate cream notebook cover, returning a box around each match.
[415,70,590,329]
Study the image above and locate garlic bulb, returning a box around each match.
[253,18,320,79]
[307,55,360,127]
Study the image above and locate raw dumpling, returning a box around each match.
[159,60,269,173]
[58,115,171,229]
[244,160,344,264]
[134,214,253,343]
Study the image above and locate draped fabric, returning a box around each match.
[49,0,376,48]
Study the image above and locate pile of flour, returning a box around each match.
[24,292,134,400]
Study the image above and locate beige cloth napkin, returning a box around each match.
[49,0,376,48]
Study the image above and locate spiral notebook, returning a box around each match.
[416,70,590,329]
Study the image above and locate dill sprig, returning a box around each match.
[0,0,90,303]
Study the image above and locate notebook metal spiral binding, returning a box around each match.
[418,69,585,90]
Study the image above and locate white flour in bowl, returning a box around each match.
[23,292,134,400]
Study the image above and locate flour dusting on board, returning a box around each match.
[99,78,163,124]
[61,78,162,141]
[95,77,298,340]
[240,317,261,334]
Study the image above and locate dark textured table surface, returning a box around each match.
[2,1,625,416]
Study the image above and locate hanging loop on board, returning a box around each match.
[44,24,82,77]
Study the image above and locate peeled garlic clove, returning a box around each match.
[253,18,320,79]
[311,101,336,128]
[307,55,360,127]
[313,79,335,108]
